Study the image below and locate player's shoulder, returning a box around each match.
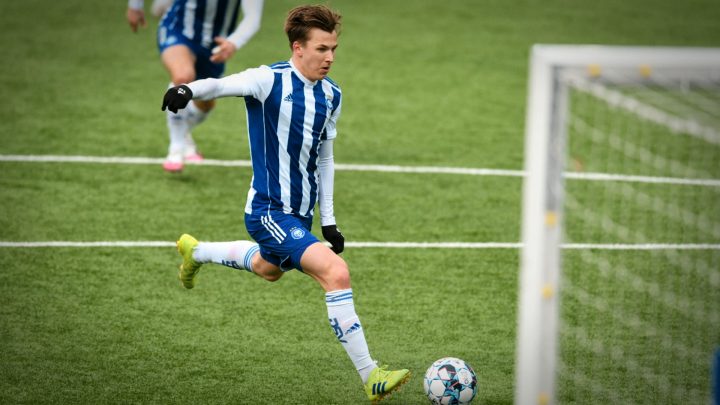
[268,61,292,72]
[322,76,342,94]
[229,64,274,82]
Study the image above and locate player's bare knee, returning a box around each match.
[171,72,196,86]
[328,261,351,288]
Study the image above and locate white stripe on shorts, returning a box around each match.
[261,215,286,243]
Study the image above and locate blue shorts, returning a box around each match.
[156,24,225,80]
[245,211,319,272]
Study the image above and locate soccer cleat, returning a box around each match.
[163,160,183,172]
[184,151,204,163]
[163,152,184,172]
[183,133,203,163]
[176,234,202,289]
[364,365,411,403]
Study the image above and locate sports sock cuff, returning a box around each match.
[325,288,353,306]
[244,245,260,272]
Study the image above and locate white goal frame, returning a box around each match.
[514,45,720,405]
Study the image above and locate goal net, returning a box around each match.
[515,45,720,405]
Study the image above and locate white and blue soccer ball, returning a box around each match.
[423,357,478,405]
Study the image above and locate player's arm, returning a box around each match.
[318,139,344,254]
[161,66,272,113]
[126,0,147,33]
[210,0,264,63]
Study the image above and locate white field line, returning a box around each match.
[1,241,719,250]
[0,241,176,248]
[565,171,720,187]
[2,154,720,187]
[0,154,523,177]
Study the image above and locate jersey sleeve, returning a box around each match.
[187,65,274,101]
[317,139,336,226]
[323,97,342,140]
[226,0,263,49]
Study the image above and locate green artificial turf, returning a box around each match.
[0,0,718,403]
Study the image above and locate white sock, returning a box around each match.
[326,289,377,383]
[183,101,209,154]
[185,100,209,128]
[166,107,190,157]
[193,241,259,272]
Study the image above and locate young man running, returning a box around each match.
[161,5,410,403]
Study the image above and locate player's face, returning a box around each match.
[293,28,338,81]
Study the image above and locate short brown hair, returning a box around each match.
[284,5,342,49]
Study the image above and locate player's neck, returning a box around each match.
[289,58,317,84]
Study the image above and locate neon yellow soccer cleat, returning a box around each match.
[364,365,411,403]
[176,234,202,289]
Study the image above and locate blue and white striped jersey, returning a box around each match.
[160,0,242,49]
[187,60,342,219]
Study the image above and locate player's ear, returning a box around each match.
[292,40,303,56]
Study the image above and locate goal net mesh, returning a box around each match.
[557,64,720,403]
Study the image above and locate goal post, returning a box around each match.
[515,45,720,405]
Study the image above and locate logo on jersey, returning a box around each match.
[283,93,293,103]
[290,227,305,240]
[326,98,333,111]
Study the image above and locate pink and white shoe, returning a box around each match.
[184,151,204,163]
[163,153,184,172]
[163,161,183,172]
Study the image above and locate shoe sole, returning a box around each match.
[372,371,411,404]
[176,239,196,289]
[178,264,195,289]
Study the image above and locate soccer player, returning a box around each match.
[161,5,410,402]
[126,0,264,172]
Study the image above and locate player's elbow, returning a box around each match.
[317,157,331,170]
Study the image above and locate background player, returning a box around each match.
[161,5,410,402]
[127,0,264,172]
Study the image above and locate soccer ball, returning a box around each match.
[423,357,478,405]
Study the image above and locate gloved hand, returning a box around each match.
[322,225,345,254]
[161,85,193,113]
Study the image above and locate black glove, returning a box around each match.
[161,85,193,113]
[322,225,344,254]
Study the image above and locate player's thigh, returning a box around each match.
[300,243,350,292]
[245,212,317,271]
[161,44,197,85]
